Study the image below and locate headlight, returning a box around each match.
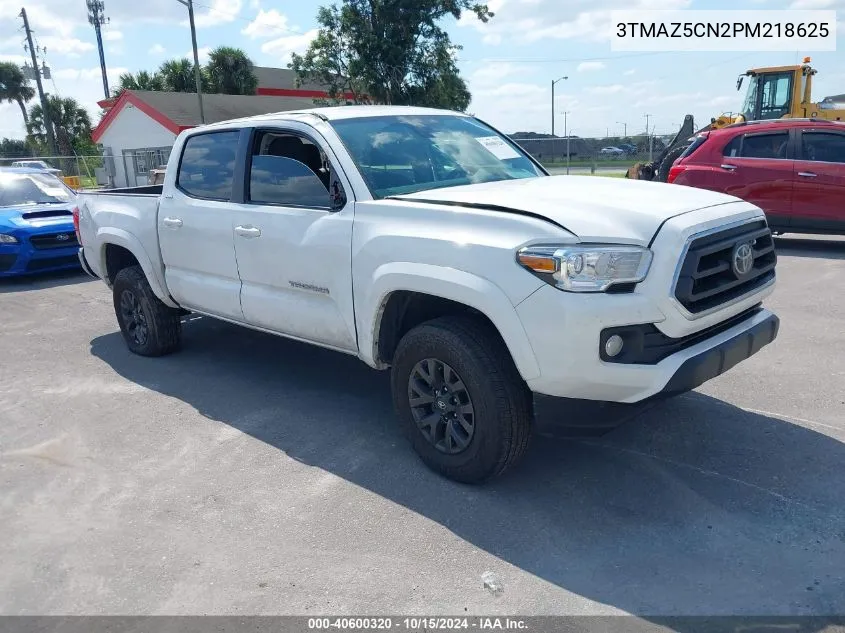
[0,234,18,244]
[517,244,653,292]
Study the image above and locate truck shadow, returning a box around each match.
[0,269,93,293]
[90,316,845,619]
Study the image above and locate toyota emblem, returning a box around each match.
[731,242,754,277]
[55,233,69,241]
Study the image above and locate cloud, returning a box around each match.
[182,0,244,28]
[148,44,166,55]
[468,63,524,88]
[185,47,212,64]
[624,69,636,76]
[103,30,123,41]
[36,36,95,57]
[587,84,626,95]
[459,0,693,45]
[242,8,292,38]
[261,30,318,62]
[577,61,605,73]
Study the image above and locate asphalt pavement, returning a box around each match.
[0,235,844,617]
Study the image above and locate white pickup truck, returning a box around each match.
[75,105,779,483]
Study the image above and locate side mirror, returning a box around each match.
[330,179,347,211]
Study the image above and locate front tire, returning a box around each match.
[112,265,182,357]
[390,316,533,484]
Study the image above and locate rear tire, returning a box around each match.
[112,265,182,357]
[657,144,689,182]
[390,315,533,484]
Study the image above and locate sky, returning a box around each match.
[0,0,843,142]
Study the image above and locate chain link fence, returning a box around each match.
[508,134,671,173]
[0,154,108,189]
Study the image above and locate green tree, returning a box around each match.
[0,61,36,128]
[27,96,93,160]
[158,58,200,93]
[0,137,30,158]
[205,46,258,95]
[112,70,164,96]
[290,0,492,110]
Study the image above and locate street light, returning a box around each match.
[616,121,627,138]
[175,0,205,124]
[551,75,568,137]
[562,111,571,175]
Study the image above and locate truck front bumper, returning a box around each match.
[514,284,779,403]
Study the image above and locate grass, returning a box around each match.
[539,157,640,168]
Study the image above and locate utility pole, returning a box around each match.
[19,7,57,157]
[644,113,653,161]
[617,121,627,138]
[176,0,205,124]
[563,110,571,175]
[86,0,110,99]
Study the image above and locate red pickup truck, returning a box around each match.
[668,119,845,236]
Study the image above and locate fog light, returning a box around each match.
[604,334,624,357]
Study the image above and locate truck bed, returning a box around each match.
[83,185,163,196]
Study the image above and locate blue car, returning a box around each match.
[0,168,81,278]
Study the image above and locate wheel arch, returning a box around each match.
[95,228,179,308]
[360,263,541,382]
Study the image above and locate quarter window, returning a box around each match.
[177,131,240,200]
[801,132,845,164]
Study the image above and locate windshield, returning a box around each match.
[740,75,759,120]
[329,114,545,199]
[0,172,74,208]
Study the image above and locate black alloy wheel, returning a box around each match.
[119,288,149,347]
[407,358,475,454]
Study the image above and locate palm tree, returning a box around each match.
[205,46,258,95]
[0,61,36,129]
[28,96,93,161]
[158,59,197,93]
[112,70,165,96]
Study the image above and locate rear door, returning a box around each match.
[157,128,246,320]
[792,128,845,233]
[713,129,794,230]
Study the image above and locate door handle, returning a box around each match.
[798,171,817,178]
[234,225,261,238]
[720,164,738,171]
[162,217,183,228]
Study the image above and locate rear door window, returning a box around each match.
[177,131,241,200]
[723,132,789,159]
[800,131,845,164]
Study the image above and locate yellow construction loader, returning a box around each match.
[628,57,844,181]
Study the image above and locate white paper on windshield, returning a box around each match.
[475,136,521,160]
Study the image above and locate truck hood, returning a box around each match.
[391,175,746,245]
[0,204,75,231]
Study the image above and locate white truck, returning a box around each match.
[74,105,780,483]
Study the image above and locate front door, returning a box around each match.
[792,128,845,233]
[158,128,245,321]
[715,129,794,230]
[229,125,357,351]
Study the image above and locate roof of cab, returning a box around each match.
[201,105,465,129]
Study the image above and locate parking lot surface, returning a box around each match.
[1,235,844,617]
